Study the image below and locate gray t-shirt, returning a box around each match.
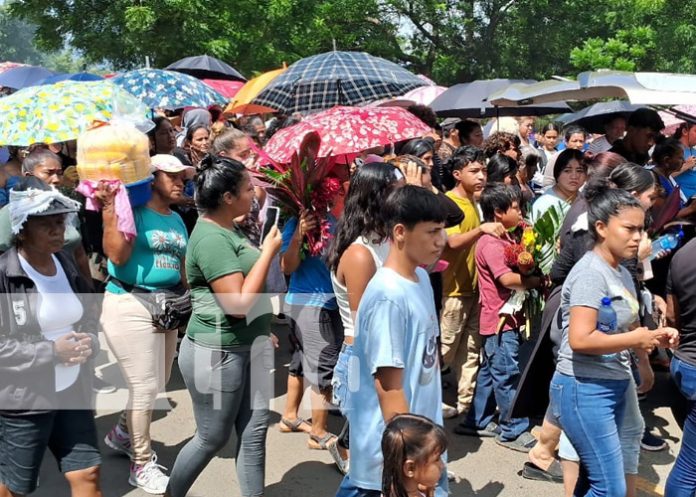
[556,250,640,380]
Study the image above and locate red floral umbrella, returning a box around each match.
[202,79,244,99]
[263,105,431,163]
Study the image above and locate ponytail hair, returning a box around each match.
[381,414,448,497]
[584,162,655,203]
[587,187,642,242]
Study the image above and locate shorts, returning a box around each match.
[287,304,344,392]
[0,406,100,494]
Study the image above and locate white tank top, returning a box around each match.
[331,236,390,338]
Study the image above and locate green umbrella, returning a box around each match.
[0,80,149,146]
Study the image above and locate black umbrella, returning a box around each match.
[430,79,570,118]
[558,101,642,133]
[166,55,246,82]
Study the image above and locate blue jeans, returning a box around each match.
[550,372,629,497]
[168,336,271,497]
[332,343,353,414]
[554,377,643,474]
[666,357,696,497]
[464,330,529,440]
[335,475,381,497]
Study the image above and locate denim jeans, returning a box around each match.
[464,330,529,440]
[555,377,643,474]
[666,357,696,497]
[167,336,271,497]
[332,343,354,414]
[550,372,629,497]
[335,475,381,497]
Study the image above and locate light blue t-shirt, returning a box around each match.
[107,206,188,293]
[348,266,447,495]
[280,215,337,309]
[674,145,696,198]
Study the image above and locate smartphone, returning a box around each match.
[262,206,280,241]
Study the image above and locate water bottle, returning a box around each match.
[649,231,683,260]
[596,297,617,361]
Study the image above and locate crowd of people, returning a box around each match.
[1,103,696,497]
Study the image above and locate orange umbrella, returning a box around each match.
[224,66,286,115]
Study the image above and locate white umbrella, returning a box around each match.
[489,71,696,107]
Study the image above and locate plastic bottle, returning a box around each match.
[596,296,617,361]
[650,231,683,260]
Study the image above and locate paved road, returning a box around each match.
[34,326,682,497]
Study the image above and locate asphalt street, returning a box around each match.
[34,325,683,497]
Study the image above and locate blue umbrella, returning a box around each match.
[0,65,55,90]
[111,69,227,109]
[252,51,426,114]
[40,72,104,85]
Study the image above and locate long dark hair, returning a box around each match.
[486,153,518,184]
[400,138,435,159]
[381,414,448,497]
[327,163,400,272]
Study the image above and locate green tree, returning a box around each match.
[9,0,696,85]
[0,5,45,65]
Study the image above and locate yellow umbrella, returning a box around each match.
[224,66,286,115]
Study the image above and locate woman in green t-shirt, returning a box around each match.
[166,155,282,497]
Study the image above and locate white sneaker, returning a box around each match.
[442,403,459,419]
[129,454,169,494]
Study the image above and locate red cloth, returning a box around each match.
[475,234,517,335]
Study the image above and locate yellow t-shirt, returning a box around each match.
[442,191,481,298]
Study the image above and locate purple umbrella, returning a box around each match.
[0,65,55,89]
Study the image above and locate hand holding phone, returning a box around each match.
[262,206,280,242]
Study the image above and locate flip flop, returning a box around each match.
[278,417,311,433]
[307,432,337,450]
[522,461,563,483]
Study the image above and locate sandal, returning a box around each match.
[327,440,349,475]
[307,432,337,450]
[278,417,312,433]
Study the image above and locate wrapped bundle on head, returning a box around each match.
[76,123,151,184]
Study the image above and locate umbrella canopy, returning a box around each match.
[224,67,287,115]
[0,65,55,90]
[252,51,426,115]
[0,80,150,146]
[166,55,246,82]
[0,62,27,75]
[263,105,430,163]
[40,72,104,85]
[431,79,571,118]
[401,85,447,106]
[489,71,696,106]
[558,101,642,133]
[112,69,227,110]
[202,79,244,99]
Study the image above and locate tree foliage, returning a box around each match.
[7,0,696,84]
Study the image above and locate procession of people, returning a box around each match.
[0,55,695,497]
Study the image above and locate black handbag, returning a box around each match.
[110,278,192,330]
